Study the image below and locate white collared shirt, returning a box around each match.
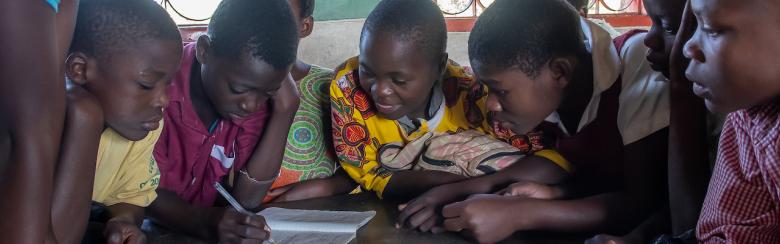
[545,18,670,145]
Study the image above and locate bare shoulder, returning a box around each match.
[66,85,104,130]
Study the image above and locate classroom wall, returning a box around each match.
[181,19,628,72]
[299,19,472,70]
[312,0,380,21]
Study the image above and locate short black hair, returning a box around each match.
[469,0,585,78]
[208,0,299,70]
[70,0,181,61]
[299,0,315,18]
[567,0,587,11]
[361,0,447,63]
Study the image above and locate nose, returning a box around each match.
[371,79,394,100]
[152,86,169,109]
[644,26,662,52]
[486,92,502,112]
[239,95,262,114]
[683,31,705,63]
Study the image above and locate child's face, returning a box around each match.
[89,39,182,141]
[644,0,685,78]
[358,31,445,120]
[287,0,313,39]
[684,0,780,113]
[474,62,564,135]
[199,52,289,121]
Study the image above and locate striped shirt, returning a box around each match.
[697,103,780,243]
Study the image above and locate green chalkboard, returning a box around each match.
[313,0,381,21]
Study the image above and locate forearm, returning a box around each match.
[382,170,467,201]
[234,108,296,210]
[668,1,711,235]
[324,168,359,195]
[106,203,146,226]
[147,190,219,240]
[516,192,656,233]
[50,135,100,243]
[0,6,64,244]
[449,156,569,197]
[668,110,709,235]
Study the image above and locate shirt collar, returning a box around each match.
[543,18,622,135]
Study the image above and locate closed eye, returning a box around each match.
[229,84,248,94]
[137,81,154,90]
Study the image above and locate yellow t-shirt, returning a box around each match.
[92,123,162,207]
[330,57,570,198]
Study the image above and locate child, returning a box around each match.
[148,0,300,242]
[329,0,571,233]
[587,0,698,243]
[49,0,182,243]
[684,0,780,242]
[264,0,358,203]
[0,0,77,242]
[439,0,670,242]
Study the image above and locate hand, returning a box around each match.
[104,219,147,244]
[268,179,334,203]
[442,195,525,244]
[271,74,300,113]
[585,234,632,244]
[397,183,472,233]
[215,208,270,244]
[496,181,563,200]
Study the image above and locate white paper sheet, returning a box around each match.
[258,207,376,244]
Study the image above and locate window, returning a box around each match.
[157,0,218,25]
[435,0,643,18]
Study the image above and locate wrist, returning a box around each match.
[508,199,542,231]
[205,207,226,237]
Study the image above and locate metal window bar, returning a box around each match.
[434,0,643,18]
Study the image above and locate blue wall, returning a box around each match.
[313,0,381,21]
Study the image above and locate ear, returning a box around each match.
[437,52,450,79]
[548,57,575,89]
[299,16,314,38]
[65,52,89,85]
[195,35,213,65]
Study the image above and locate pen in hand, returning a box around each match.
[214,182,277,244]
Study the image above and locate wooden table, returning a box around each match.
[148,193,587,244]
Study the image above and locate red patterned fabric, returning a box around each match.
[697,103,780,243]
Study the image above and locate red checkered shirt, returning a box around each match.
[697,103,780,243]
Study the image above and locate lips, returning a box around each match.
[228,113,246,121]
[646,54,667,73]
[375,102,400,115]
[141,117,162,131]
[691,82,710,99]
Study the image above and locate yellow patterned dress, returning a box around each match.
[329,57,569,197]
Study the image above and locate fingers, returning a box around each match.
[126,231,148,244]
[233,224,269,240]
[397,203,407,211]
[442,216,465,232]
[267,185,292,197]
[237,212,266,229]
[406,207,436,229]
[418,216,439,233]
[397,202,427,228]
[106,231,124,244]
[220,210,270,243]
[441,201,465,218]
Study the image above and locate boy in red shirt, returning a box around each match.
[684,0,780,242]
[149,0,300,243]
